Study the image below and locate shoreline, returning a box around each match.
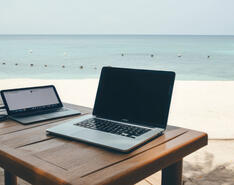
[0,79,233,139]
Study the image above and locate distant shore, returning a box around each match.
[0,78,233,139]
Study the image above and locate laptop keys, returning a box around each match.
[74,118,150,138]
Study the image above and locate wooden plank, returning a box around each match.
[0,118,79,148]
[0,144,70,185]
[0,104,208,185]
[0,119,189,184]
[0,123,54,148]
[0,125,187,185]
[76,130,207,185]
[17,126,187,179]
[0,104,92,185]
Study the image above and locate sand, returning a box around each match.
[182,139,234,185]
[0,79,234,139]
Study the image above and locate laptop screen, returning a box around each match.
[93,67,175,128]
[1,85,62,114]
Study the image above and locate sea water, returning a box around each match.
[0,34,234,80]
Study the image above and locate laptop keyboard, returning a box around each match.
[74,118,150,138]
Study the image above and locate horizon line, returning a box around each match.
[0,34,234,36]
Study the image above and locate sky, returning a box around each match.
[0,0,234,35]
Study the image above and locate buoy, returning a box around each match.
[2,62,6,65]
[15,63,18,66]
[30,64,34,67]
[207,55,210,58]
[150,54,154,57]
[44,64,47,67]
[62,65,65,68]
[177,54,182,57]
[80,65,83,69]
[121,53,124,56]
[94,67,97,70]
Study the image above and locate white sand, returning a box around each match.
[0,79,233,139]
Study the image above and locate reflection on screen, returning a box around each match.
[93,68,174,127]
[4,87,60,111]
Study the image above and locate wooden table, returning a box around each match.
[0,103,208,185]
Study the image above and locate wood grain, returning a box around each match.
[77,130,207,185]
[0,104,208,185]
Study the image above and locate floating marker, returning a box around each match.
[150,54,154,57]
[121,53,124,56]
[80,65,83,69]
[15,63,18,66]
[2,62,6,65]
[177,54,182,57]
[44,64,47,67]
[207,55,210,58]
[94,67,97,70]
[30,64,34,67]
[62,65,65,68]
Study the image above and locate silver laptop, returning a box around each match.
[0,85,81,125]
[47,67,175,152]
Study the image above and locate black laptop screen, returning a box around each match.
[1,86,62,114]
[93,67,175,128]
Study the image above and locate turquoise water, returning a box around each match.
[0,35,234,80]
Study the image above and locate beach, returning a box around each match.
[1,5,234,184]
[0,78,233,139]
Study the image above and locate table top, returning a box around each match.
[0,103,208,185]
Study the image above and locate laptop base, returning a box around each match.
[47,115,164,153]
[10,108,81,125]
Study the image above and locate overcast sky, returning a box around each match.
[1,0,234,35]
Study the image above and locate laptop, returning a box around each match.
[0,85,81,124]
[47,67,175,152]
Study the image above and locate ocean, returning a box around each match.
[0,35,234,80]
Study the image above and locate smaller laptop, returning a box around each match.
[1,85,81,124]
[47,67,175,152]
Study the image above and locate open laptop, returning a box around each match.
[47,67,175,152]
[0,85,81,124]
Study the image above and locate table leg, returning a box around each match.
[4,170,17,185]
[161,159,183,185]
